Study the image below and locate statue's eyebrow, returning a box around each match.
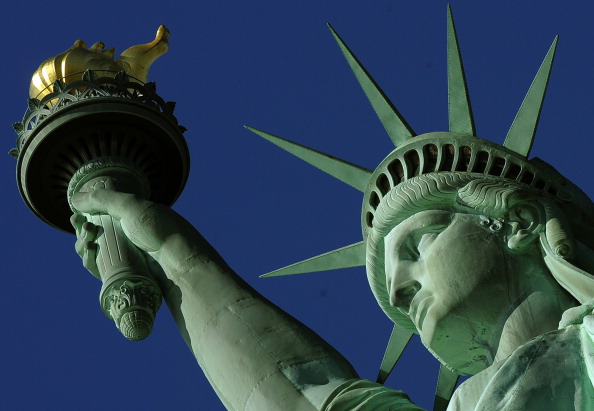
[386,210,453,250]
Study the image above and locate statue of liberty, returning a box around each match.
[64,6,594,410]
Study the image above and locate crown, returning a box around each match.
[244,6,591,409]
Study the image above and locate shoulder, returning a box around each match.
[452,324,594,410]
[321,379,425,411]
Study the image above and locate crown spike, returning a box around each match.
[447,5,476,136]
[503,36,558,157]
[433,365,460,411]
[245,126,372,192]
[328,24,416,146]
[376,324,413,384]
[259,241,365,278]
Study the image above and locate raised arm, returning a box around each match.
[71,188,360,410]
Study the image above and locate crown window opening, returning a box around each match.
[451,144,461,172]
[366,211,374,228]
[548,186,558,196]
[541,181,552,193]
[455,146,472,172]
[388,159,405,184]
[441,144,455,172]
[466,145,478,173]
[520,171,535,185]
[472,150,489,173]
[499,158,512,179]
[422,144,438,173]
[376,173,391,196]
[434,144,446,171]
[370,191,380,209]
[489,157,506,177]
[534,179,546,190]
[505,163,522,180]
[404,150,421,178]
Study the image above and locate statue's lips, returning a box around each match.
[410,295,433,332]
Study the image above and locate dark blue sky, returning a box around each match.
[3,1,594,410]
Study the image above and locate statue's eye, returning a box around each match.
[400,237,421,261]
[400,231,441,261]
[417,232,438,253]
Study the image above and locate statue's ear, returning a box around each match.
[506,202,544,251]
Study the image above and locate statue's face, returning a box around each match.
[384,210,516,374]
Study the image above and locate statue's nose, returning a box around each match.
[388,261,421,311]
[391,282,421,312]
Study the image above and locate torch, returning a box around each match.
[11,30,190,341]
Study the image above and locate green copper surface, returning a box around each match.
[59,7,594,411]
[503,36,558,157]
[447,5,475,136]
[256,9,576,411]
[260,241,365,278]
[328,24,416,147]
[434,365,460,411]
[245,126,371,192]
[376,324,413,385]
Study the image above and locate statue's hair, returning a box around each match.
[458,180,576,258]
[366,172,584,332]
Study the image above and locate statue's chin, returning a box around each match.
[421,316,495,376]
[427,342,492,376]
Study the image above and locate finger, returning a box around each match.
[74,236,85,257]
[71,189,143,220]
[70,213,86,235]
[71,191,107,215]
[74,220,98,257]
[75,231,96,255]
[82,221,98,242]
[82,241,99,275]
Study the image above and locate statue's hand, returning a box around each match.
[70,210,168,283]
[70,189,209,277]
[70,213,100,277]
[71,189,163,252]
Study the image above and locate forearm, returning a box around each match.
[152,239,359,410]
[72,192,359,408]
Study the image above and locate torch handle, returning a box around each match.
[79,176,150,282]
[76,174,162,341]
